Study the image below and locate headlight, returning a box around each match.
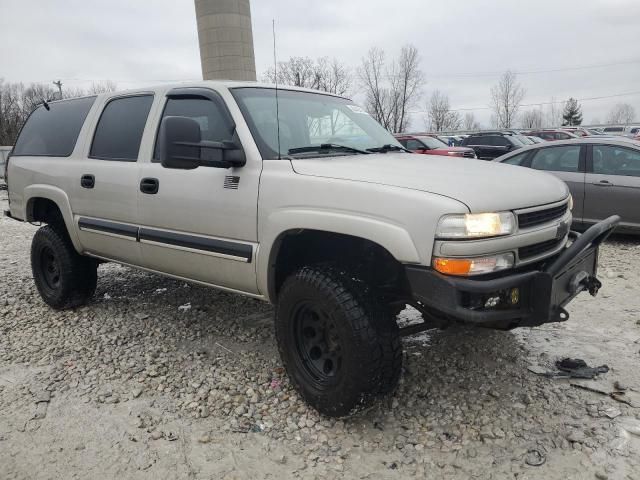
[433,252,515,276]
[436,212,516,239]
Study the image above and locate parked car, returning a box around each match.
[495,138,640,233]
[528,130,579,141]
[601,126,625,135]
[460,133,524,160]
[528,136,545,144]
[625,126,640,137]
[4,82,618,416]
[394,134,476,158]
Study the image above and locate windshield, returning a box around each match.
[509,136,525,146]
[231,87,402,159]
[515,135,533,145]
[416,136,448,149]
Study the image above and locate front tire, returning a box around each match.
[31,225,97,310]
[275,265,401,417]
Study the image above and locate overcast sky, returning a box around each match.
[1,0,639,127]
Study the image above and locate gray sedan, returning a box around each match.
[495,138,640,233]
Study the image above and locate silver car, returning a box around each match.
[495,138,640,233]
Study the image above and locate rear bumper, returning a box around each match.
[406,216,619,329]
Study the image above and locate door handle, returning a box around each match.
[81,174,95,189]
[140,177,159,194]
[592,180,613,187]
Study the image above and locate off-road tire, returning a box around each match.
[31,224,97,310]
[275,265,402,417]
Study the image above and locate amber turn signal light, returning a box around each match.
[433,258,473,275]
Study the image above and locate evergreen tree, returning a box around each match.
[562,98,583,126]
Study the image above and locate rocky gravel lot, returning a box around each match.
[2,189,640,480]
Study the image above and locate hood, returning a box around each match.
[291,153,569,212]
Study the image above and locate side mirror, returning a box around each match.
[159,116,246,170]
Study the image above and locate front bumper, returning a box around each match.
[406,216,619,329]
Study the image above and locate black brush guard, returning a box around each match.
[405,215,620,330]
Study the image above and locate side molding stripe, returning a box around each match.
[77,217,253,262]
[78,217,138,238]
[139,227,253,262]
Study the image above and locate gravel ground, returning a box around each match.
[2,189,640,480]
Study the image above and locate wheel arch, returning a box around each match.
[261,219,419,303]
[24,185,82,251]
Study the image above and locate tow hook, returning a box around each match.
[570,271,602,297]
[585,276,602,296]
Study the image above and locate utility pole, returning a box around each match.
[53,80,63,99]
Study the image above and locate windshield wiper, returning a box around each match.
[366,144,409,153]
[287,143,370,155]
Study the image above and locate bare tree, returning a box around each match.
[264,56,352,96]
[463,112,480,131]
[425,90,461,132]
[359,45,424,132]
[544,98,563,127]
[87,80,118,95]
[388,45,424,133]
[606,103,636,124]
[359,48,393,129]
[489,71,525,128]
[0,79,115,145]
[520,109,544,129]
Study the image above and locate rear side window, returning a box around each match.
[538,132,555,141]
[12,96,96,157]
[90,95,154,161]
[592,145,640,177]
[531,145,581,172]
[466,136,487,145]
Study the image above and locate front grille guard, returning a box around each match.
[545,215,619,277]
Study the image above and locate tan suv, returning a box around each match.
[4,82,618,416]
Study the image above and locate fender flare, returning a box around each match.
[257,209,421,302]
[24,184,82,251]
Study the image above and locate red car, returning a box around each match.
[394,134,476,158]
[527,130,579,141]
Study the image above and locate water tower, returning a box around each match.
[194,0,257,81]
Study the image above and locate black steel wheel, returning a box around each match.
[31,224,97,309]
[39,246,61,292]
[276,264,402,417]
[293,302,343,385]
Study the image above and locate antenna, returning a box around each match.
[53,80,63,100]
[272,19,282,160]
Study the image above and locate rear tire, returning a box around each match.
[275,265,402,417]
[31,225,97,310]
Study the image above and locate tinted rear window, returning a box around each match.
[90,95,154,161]
[12,96,96,157]
[465,136,487,145]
